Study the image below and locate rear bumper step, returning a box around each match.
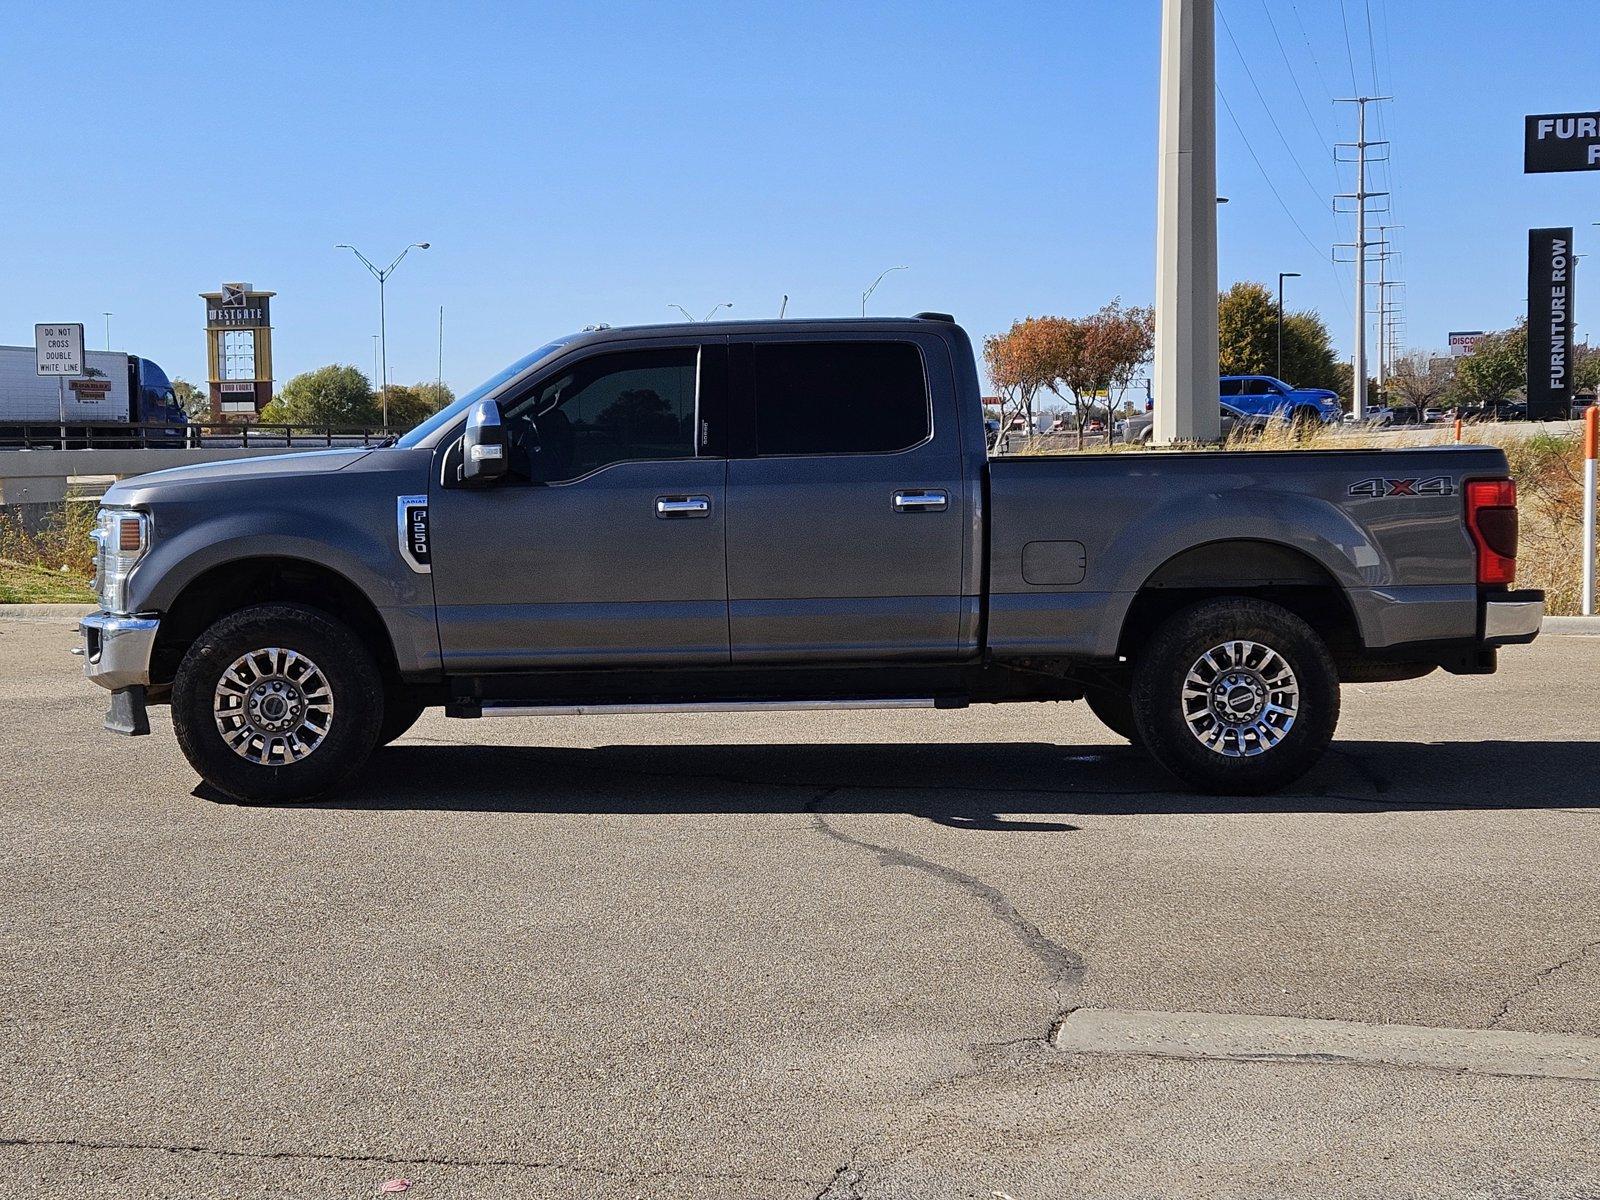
[456,697,964,718]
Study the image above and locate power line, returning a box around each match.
[1285,0,1355,244]
[1362,0,1382,94]
[1216,3,1331,211]
[1287,0,1337,104]
[1337,0,1362,93]
[1216,83,1348,305]
[1257,0,1336,156]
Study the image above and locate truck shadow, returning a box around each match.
[202,738,1598,828]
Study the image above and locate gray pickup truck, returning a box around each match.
[79,315,1542,802]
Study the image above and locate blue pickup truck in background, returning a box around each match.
[1220,375,1343,424]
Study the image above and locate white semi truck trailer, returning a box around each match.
[0,346,187,446]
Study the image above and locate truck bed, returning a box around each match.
[985,445,1509,661]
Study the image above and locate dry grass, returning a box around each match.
[1019,420,1592,615]
[0,500,97,579]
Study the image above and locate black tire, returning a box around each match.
[1083,685,1140,744]
[1130,598,1339,795]
[376,693,427,747]
[172,603,383,803]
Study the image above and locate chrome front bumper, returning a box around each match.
[79,612,160,690]
[1484,591,1544,645]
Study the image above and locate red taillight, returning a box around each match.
[1465,478,1518,585]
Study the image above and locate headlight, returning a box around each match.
[92,508,150,614]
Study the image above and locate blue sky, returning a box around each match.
[5,1,1600,396]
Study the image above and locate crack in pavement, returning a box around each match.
[804,788,1086,1003]
[0,1135,817,1189]
[1490,937,1600,1028]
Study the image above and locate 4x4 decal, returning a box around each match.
[1347,476,1456,498]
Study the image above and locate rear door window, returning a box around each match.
[1219,379,1242,396]
[749,342,929,456]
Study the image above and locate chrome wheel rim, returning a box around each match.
[1181,640,1298,758]
[213,647,334,764]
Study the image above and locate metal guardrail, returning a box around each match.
[0,422,403,451]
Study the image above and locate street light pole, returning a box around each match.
[336,242,430,426]
[668,302,733,322]
[861,266,908,316]
[1276,272,1301,381]
[102,312,113,350]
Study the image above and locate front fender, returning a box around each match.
[120,457,440,674]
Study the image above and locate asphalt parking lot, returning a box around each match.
[3,611,1599,1199]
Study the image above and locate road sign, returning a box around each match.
[1525,112,1600,173]
[34,323,84,376]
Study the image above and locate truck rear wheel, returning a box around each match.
[1131,598,1338,795]
[171,603,383,803]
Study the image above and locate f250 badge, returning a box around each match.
[1347,476,1455,498]
[396,495,431,573]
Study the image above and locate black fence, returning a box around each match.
[0,422,403,451]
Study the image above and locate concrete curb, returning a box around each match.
[0,603,96,622]
[1544,616,1600,635]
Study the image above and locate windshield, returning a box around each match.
[394,337,575,448]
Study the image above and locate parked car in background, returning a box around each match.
[1220,376,1343,425]
[1119,401,1269,443]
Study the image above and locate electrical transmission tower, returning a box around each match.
[1334,96,1392,419]
[1373,223,1405,405]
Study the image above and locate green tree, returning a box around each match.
[170,378,211,420]
[260,365,378,427]
[381,381,455,431]
[1217,281,1340,391]
[1279,311,1340,393]
[1452,322,1527,406]
[1217,281,1278,377]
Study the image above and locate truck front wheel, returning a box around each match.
[171,603,384,803]
[1131,598,1339,795]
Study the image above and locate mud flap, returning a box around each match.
[105,686,151,736]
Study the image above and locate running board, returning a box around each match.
[465,697,958,718]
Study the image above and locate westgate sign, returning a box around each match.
[1527,227,1575,422]
[1525,112,1600,173]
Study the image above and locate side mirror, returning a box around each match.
[462,400,507,483]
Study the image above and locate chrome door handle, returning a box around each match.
[657,495,711,518]
[892,489,948,512]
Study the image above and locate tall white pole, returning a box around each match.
[1374,232,1386,406]
[1153,0,1221,444]
[1352,100,1367,421]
